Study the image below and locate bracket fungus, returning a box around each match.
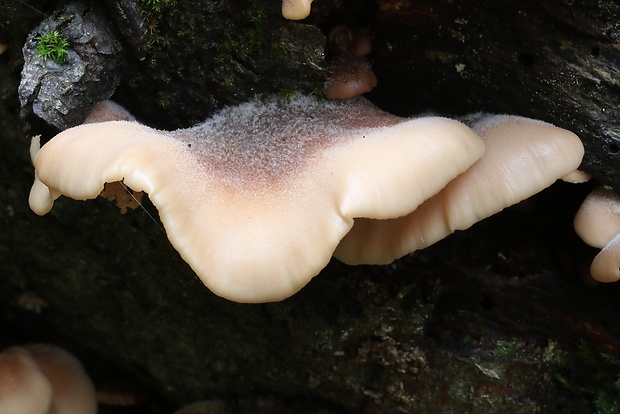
[29,95,485,303]
[335,115,585,264]
[0,344,96,414]
[574,187,620,282]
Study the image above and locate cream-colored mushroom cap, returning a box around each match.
[24,344,97,414]
[82,100,136,124]
[30,95,484,302]
[574,187,620,283]
[589,232,620,282]
[574,187,620,249]
[0,347,52,414]
[325,53,378,100]
[335,114,585,264]
[281,0,313,20]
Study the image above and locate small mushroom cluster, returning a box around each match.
[0,344,97,414]
[29,96,584,303]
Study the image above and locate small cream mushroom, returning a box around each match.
[0,344,96,414]
[574,187,620,282]
[281,0,313,20]
[29,95,485,302]
[82,100,136,124]
[335,114,585,264]
[0,347,53,414]
[23,344,97,414]
[590,233,620,282]
[325,25,377,100]
[325,52,378,100]
[574,187,620,249]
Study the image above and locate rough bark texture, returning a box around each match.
[2,0,620,413]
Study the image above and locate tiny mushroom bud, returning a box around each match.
[29,95,484,302]
[561,169,591,184]
[281,0,314,20]
[0,347,52,414]
[335,114,585,264]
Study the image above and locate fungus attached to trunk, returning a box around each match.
[0,344,96,414]
[574,187,620,282]
[0,347,52,414]
[281,0,314,20]
[325,25,377,100]
[29,96,484,302]
[335,115,585,264]
[23,344,97,414]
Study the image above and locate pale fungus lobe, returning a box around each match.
[574,187,620,249]
[23,344,97,414]
[281,0,314,20]
[30,95,484,302]
[0,347,52,414]
[324,53,378,100]
[574,187,620,282]
[0,344,96,414]
[335,114,585,264]
[82,100,136,124]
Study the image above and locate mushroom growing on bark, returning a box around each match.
[574,187,620,282]
[0,346,53,414]
[29,96,484,303]
[0,344,96,414]
[335,114,585,264]
[325,25,377,100]
[281,0,313,20]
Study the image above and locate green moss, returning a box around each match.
[138,0,177,15]
[493,340,518,359]
[35,30,69,64]
[555,340,620,414]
